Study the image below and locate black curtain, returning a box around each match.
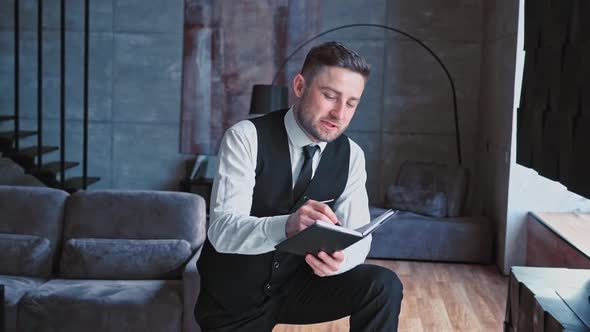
[517,0,590,199]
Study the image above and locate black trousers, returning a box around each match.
[196,264,403,332]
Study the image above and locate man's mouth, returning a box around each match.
[320,120,339,131]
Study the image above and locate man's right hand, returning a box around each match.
[285,200,340,238]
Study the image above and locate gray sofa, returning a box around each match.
[0,186,67,332]
[0,186,206,332]
[368,161,493,263]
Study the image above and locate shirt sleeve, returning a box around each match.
[330,138,372,275]
[207,121,289,255]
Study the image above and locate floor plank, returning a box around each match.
[274,259,508,332]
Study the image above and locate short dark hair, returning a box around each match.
[300,41,370,82]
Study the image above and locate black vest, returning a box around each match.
[197,109,350,312]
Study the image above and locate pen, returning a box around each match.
[304,196,335,204]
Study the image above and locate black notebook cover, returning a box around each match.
[275,209,396,256]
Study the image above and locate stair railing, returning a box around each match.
[82,0,90,189]
[36,0,43,171]
[13,0,20,151]
[59,0,66,187]
[8,0,95,191]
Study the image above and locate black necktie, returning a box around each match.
[293,145,319,202]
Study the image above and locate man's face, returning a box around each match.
[293,66,365,142]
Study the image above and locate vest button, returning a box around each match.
[265,283,271,290]
[273,261,280,269]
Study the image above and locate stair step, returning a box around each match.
[31,161,80,186]
[4,146,60,169]
[9,145,59,158]
[62,176,100,192]
[38,161,79,174]
[0,130,37,139]
[0,130,38,152]
[0,115,15,122]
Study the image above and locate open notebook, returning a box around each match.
[275,209,398,256]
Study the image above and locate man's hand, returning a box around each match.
[285,200,340,238]
[305,251,344,277]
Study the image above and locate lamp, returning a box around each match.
[249,84,289,116]
[248,23,462,165]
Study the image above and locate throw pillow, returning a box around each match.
[59,238,192,279]
[386,185,448,218]
[0,233,51,277]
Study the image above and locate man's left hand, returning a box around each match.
[305,250,344,277]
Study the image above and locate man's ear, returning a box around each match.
[293,74,306,98]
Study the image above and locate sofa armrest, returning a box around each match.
[182,246,203,332]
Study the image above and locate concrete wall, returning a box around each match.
[476,0,518,273]
[1,0,484,199]
[316,0,484,204]
[0,0,190,190]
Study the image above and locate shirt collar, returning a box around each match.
[284,106,328,154]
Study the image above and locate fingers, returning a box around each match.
[286,200,340,238]
[305,251,344,277]
[303,200,340,225]
[331,250,345,262]
[305,254,331,277]
[286,213,314,237]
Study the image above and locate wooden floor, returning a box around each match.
[274,259,508,332]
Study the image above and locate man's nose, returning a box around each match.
[330,102,346,120]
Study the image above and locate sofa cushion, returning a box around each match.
[0,186,68,277]
[0,233,51,277]
[0,274,47,332]
[17,279,183,332]
[386,185,448,218]
[59,238,192,279]
[63,190,206,251]
[367,211,492,263]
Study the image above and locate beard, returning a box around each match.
[294,105,347,143]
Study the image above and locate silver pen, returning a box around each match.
[304,196,335,204]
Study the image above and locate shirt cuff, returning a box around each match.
[266,215,289,246]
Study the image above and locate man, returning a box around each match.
[196,41,403,331]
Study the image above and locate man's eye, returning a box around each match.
[347,103,357,108]
[324,94,336,100]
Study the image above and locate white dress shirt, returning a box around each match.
[207,108,371,274]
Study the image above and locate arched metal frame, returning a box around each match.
[271,23,462,165]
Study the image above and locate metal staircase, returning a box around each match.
[0,0,99,193]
